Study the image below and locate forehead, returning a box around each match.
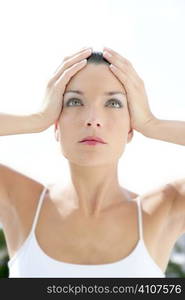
[65,63,126,94]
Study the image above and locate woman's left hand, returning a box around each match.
[103,46,156,133]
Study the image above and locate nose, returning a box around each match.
[86,121,101,127]
[85,108,102,128]
[84,106,103,127]
[85,116,102,127]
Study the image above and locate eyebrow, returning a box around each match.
[64,90,126,96]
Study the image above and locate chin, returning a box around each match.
[66,154,119,166]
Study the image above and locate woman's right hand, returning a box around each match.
[38,47,92,130]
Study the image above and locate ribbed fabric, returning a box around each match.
[8,186,165,278]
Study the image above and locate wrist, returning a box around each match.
[33,112,51,132]
[139,116,159,137]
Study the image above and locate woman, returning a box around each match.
[0,46,185,278]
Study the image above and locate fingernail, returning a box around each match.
[103,46,111,51]
[103,51,112,58]
[79,59,87,64]
[84,48,92,53]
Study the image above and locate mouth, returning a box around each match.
[80,140,105,146]
[79,136,107,144]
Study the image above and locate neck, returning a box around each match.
[64,161,126,218]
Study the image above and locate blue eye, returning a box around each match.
[66,98,123,108]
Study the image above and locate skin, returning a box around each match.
[54,62,134,218]
[3,48,184,272]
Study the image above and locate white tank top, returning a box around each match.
[8,186,165,278]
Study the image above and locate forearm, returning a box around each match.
[141,117,185,146]
[0,111,45,136]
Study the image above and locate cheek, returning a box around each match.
[60,108,130,133]
[107,111,129,131]
[60,108,82,126]
[58,115,78,141]
[59,109,75,126]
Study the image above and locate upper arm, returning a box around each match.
[0,163,15,221]
[0,163,38,223]
[167,178,185,235]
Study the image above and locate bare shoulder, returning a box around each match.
[128,184,179,272]
[128,183,176,230]
[121,184,176,233]
[165,178,185,236]
[136,183,175,215]
[124,183,175,207]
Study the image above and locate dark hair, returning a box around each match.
[86,51,110,66]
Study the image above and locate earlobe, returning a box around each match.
[127,129,134,143]
[54,121,59,141]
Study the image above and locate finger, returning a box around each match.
[103,47,131,65]
[50,48,92,83]
[55,59,87,91]
[53,47,93,74]
[106,52,142,81]
[53,59,88,117]
[63,46,93,61]
[104,51,135,80]
[103,48,139,78]
[108,64,135,95]
[103,51,129,73]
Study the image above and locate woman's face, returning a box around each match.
[55,63,132,166]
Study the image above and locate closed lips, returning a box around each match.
[79,136,106,143]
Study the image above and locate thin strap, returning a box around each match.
[124,189,130,199]
[136,196,143,240]
[31,186,48,234]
